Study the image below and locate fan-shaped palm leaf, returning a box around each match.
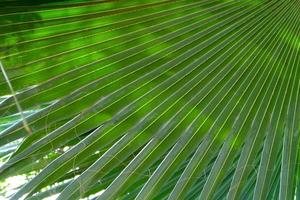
[0,0,299,199]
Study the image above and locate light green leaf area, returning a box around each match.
[0,0,299,199]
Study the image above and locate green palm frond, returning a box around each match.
[0,0,299,199]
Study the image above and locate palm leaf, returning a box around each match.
[0,0,299,199]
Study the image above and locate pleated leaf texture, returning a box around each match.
[0,0,300,199]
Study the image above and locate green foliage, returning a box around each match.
[0,0,299,199]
